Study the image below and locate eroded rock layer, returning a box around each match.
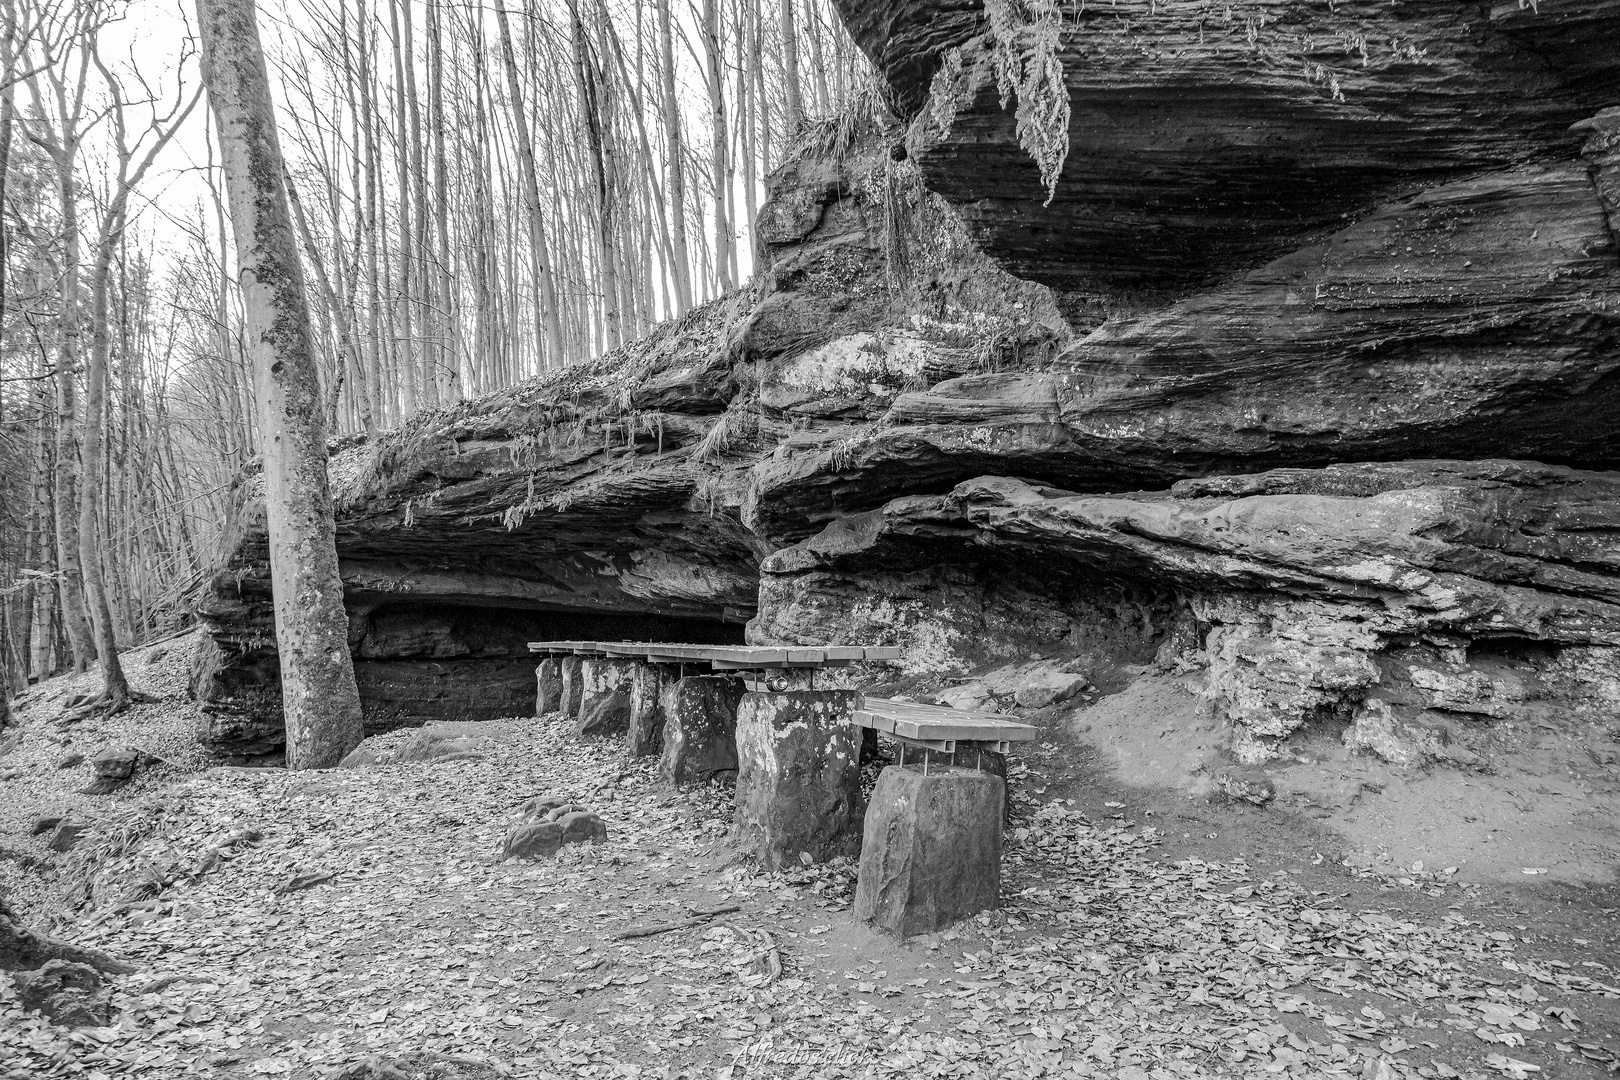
[756,463,1620,766]
[191,136,1061,757]
[195,0,1620,808]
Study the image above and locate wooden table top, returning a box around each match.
[526,641,903,669]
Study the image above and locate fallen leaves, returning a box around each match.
[1,714,1616,1080]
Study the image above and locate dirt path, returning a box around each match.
[2,684,1618,1079]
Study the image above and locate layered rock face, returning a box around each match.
[748,1,1620,768]
[755,2,1620,543]
[759,463,1620,763]
[197,0,1620,787]
[190,132,1057,758]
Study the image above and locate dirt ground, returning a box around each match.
[1,643,1617,1080]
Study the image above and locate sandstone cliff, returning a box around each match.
[194,0,1620,811]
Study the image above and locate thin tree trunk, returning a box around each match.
[701,0,734,293]
[197,0,365,770]
[493,0,567,369]
[50,149,97,672]
[656,0,691,312]
[780,0,802,135]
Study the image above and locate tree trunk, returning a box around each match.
[780,0,803,135]
[493,0,568,370]
[50,150,98,673]
[197,0,364,770]
[79,243,132,708]
[701,0,734,293]
[656,0,691,312]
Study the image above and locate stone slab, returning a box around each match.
[733,689,862,867]
[659,675,746,785]
[854,765,1004,937]
[629,664,675,757]
[560,655,585,719]
[536,658,564,716]
[575,659,637,738]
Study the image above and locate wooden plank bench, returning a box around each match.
[853,696,1038,755]
[526,641,903,670]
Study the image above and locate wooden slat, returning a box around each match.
[528,640,603,653]
[529,641,908,668]
[854,697,1038,743]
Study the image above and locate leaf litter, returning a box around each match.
[0,713,1616,1080]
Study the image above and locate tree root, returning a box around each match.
[59,689,159,726]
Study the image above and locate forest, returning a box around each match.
[0,0,871,709]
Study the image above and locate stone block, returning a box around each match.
[629,664,676,757]
[854,765,1004,938]
[536,658,564,716]
[501,810,608,860]
[659,675,745,786]
[733,690,862,867]
[92,747,137,780]
[393,726,484,764]
[47,821,87,853]
[559,656,584,719]
[82,747,138,794]
[575,659,638,738]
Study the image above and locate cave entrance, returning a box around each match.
[348,601,746,730]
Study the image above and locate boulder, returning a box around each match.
[393,726,485,765]
[628,663,675,756]
[535,658,564,715]
[560,656,585,719]
[82,747,138,795]
[575,659,637,738]
[658,675,746,786]
[854,765,1004,937]
[1218,770,1276,806]
[733,690,863,867]
[517,794,575,822]
[338,744,388,769]
[47,821,88,853]
[932,682,994,711]
[29,816,64,837]
[92,747,137,779]
[12,959,113,1027]
[502,810,608,861]
[1012,670,1087,710]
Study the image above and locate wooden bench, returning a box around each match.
[527,641,903,671]
[854,696,1039,755]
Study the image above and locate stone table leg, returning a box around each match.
[734,689,862,868]
[659,674,746,785]
[535,658,563,716]
[559,656,584,719]
[854,764,1004,937]
[576,659,637,738]
[628,663,677,756]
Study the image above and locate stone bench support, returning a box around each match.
[733,689,863,868]
[559,656,585,719]
[535,658,564,715]
[628,663,677,756]
[575,659,638,737]
[854,765,1004,937]
[659,674,745,784]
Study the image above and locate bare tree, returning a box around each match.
[196,0,364,769]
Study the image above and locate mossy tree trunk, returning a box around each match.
[196,0,364,769]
